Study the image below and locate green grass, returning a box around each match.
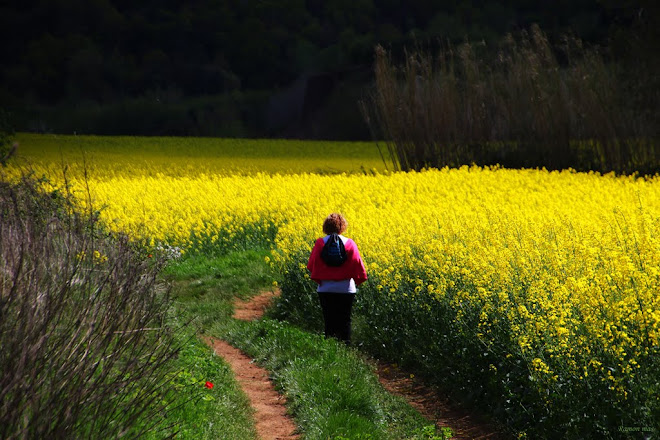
[142,250,278,440]
[162,249,451,440]
[164,249,276,327]
[222,319,444,440]
[140,332,258,440]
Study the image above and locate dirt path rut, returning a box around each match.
[376,361,504,439]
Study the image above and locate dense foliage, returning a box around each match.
[1,1,655,138]
[0,0,620,99]
[270,168,660,438]
[0,109,16,166]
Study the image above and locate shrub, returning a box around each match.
[0,176,178,439]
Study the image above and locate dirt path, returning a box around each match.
[375,362,505,439]
[204,290,299,440]
[204,336,299,440]
[207,289,506,440]
[233,289,279,321]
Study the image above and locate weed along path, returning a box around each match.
[204,289,298,440]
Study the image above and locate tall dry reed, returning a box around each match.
[361,25,658,174]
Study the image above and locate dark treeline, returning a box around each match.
[0,0,655,139]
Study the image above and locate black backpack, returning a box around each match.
[320,233,347,266]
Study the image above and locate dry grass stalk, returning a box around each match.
[362,25,658,175]
[0,176,178,439]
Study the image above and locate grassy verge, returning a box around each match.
[141,332,258,440]
[151,249,276,440]
[165,248,276,326]
[163,250,451,440]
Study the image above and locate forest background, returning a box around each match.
[1,0,657,141]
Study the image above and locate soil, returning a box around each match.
[205,288,507,440]
[233,290,279,321]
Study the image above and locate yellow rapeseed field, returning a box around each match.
[12,133,387,177]
[7,134,659,436]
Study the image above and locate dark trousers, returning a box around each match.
[318,292,355,344]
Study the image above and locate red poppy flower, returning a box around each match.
[205,381,214,389]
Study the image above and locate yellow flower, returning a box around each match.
[13,135,660,412]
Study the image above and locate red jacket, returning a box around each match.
[307,236,368,286]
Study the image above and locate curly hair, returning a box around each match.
[322,213,348,235]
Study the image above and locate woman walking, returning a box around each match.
[307,213,368,344]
